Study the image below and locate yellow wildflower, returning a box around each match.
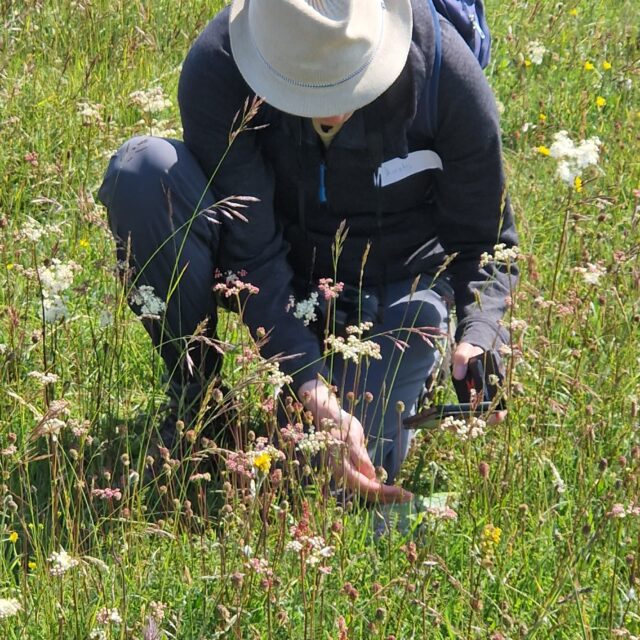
[537,145,551,156]
[538,113,547,122]
[8,532,18,544]
[524,59,532,68]
[569,8,578,16]
[78,238,90,249]
[602,61,612,71]
[28,562,36,571]
[482,524,502,546]
[252,452,271,474]
[6,263,14,270]
[574,176,583,193]
[595,96,606,108]
[584,61,594,71]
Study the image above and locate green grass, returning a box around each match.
[1,0,639,638]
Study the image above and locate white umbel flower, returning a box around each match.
[129,87,172,114]
[49,548,79,576]
[527,40,547,65]
[130,285,166,318]
[288,291,319,326]
[549,130,601,185]
[0,598,22,619]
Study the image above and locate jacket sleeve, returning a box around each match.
[431,24,519,351]
[178,14,328,390]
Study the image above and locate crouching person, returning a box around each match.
[99,0,517,503]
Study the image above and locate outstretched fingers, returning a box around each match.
[337,456,413,504]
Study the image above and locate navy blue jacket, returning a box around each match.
[178,0,519,389]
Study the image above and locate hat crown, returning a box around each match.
[249,0,385,88]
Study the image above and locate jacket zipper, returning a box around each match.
[468,13,486,40]
[318,161,327,204]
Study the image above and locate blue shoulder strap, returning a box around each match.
[423,0,442,140]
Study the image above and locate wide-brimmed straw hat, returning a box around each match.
[229,0,413,118]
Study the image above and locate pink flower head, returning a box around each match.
[318,278,344,301]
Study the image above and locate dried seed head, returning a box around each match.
[231,571,244,588]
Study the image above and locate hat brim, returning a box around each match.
[229,0,413,118]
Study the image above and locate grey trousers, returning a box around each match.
[98,136,450,482]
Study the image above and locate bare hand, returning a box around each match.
[451,342,507,425]
[298,380,412,504]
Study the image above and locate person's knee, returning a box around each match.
[98,136,179,212]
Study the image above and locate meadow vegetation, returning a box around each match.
[0,0,639,637]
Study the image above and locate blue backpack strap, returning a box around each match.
[423,0,442,140]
